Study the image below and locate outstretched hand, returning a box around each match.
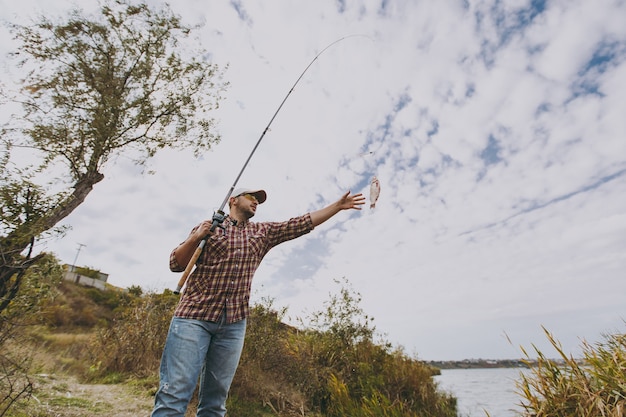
[310,190,367,227]
[338,191,366,210]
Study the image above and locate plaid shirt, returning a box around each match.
[170,214,313,323]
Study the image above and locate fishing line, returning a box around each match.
[174,34,369,294]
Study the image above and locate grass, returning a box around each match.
[516,326,626,417]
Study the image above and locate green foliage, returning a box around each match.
[308,277,376,347]
[0,177,66,243]
[84,286,131,312]
[233,280,457,417]
[0,176,62,317]
[2,253,63,325]
[127,285,143,297]
[326,373,422,417]
[73,266,102,280]
[0,253,63,416]
[517,327,626,416]
[8,0,227,171]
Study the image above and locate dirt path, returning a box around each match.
[25,373,154,417]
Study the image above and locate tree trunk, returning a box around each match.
[44,170,106,233]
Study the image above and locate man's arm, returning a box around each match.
[170,221,213,271]
[309,191,366,227]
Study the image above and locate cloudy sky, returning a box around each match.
[1,0,625,361]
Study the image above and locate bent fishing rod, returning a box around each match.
[174,36,360,294]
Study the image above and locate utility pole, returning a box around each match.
[71,243,86,272]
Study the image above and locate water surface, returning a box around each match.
[434,367,529,417]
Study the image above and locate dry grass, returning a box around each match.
[517,327,626,417]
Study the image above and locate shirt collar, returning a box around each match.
[226,215,248,227]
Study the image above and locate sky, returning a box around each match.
[1,0,625,361]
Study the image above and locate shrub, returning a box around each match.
[233,279,457,417]
[87,290,178,380]
[0,253,62,415]
[233,298,312,415]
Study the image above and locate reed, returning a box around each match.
[517,326,626,417]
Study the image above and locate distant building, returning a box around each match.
[62,264,109,290]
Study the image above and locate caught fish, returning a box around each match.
[369,176,381,209]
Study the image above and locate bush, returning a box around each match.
[0,253,62,415]
[87,290,178,380]
[232,298,312,415]
[233,279,457,417]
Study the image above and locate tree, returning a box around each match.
[0,0,228,313]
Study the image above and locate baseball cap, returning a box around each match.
[232,188,267,204]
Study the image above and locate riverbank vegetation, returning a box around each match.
[0,260,456,416]
[3,256,625,417]
[517,327,626,417]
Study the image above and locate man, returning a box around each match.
[151,187,366,416]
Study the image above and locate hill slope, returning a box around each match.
[9,280,457,417]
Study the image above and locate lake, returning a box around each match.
[434,367,530,417]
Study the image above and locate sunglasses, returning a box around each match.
[239,193,258,203]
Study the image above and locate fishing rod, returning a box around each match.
[174,35,361,294]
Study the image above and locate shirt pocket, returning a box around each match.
[201,233,228,265]
[247,233,268,259]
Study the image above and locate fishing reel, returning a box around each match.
[210,210,227,232]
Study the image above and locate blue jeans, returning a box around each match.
[151,315,247,417]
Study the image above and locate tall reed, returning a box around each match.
[517,326,626,417]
